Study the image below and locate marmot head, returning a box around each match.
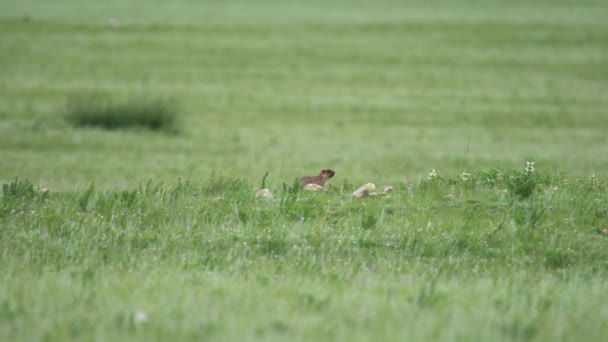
[320,169,336,179]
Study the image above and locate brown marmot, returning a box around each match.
[299,169,335,187]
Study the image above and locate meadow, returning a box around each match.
[1,0,608,340]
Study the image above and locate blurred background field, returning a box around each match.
[1,0,607,189]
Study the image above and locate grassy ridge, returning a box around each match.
[3,169,606,270]
[1,170,608,340]
[3,172,607,270]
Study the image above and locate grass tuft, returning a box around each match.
[77,183,95,212]
[65,94,178,132]
[2,177,36,201]
[1,178,48,217]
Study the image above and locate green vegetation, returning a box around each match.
[1,0,608,340]
[2,0,608,188]
[65,95,178,132]
[1,170,607,340]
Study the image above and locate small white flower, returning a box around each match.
[428,169,438,180]
[461,171,470,181]
[525,161,535,174]
[590,174,598,187]
[134,311,148,324]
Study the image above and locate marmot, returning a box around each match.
[299,169,335,187]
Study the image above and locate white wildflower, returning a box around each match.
[461,171,470,181]
[590,174,598,187]
[524,161,535,174]
[134,310,148,324]
[428,169,438,180]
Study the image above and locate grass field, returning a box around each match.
[1,0,608,340]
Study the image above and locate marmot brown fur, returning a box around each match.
[299,169,335,187]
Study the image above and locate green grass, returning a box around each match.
[65,94,178,132]
[1,0,608,188]
[1,0,608,340]
[1,170,607,340]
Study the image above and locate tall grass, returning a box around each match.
[1,167,607,340]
